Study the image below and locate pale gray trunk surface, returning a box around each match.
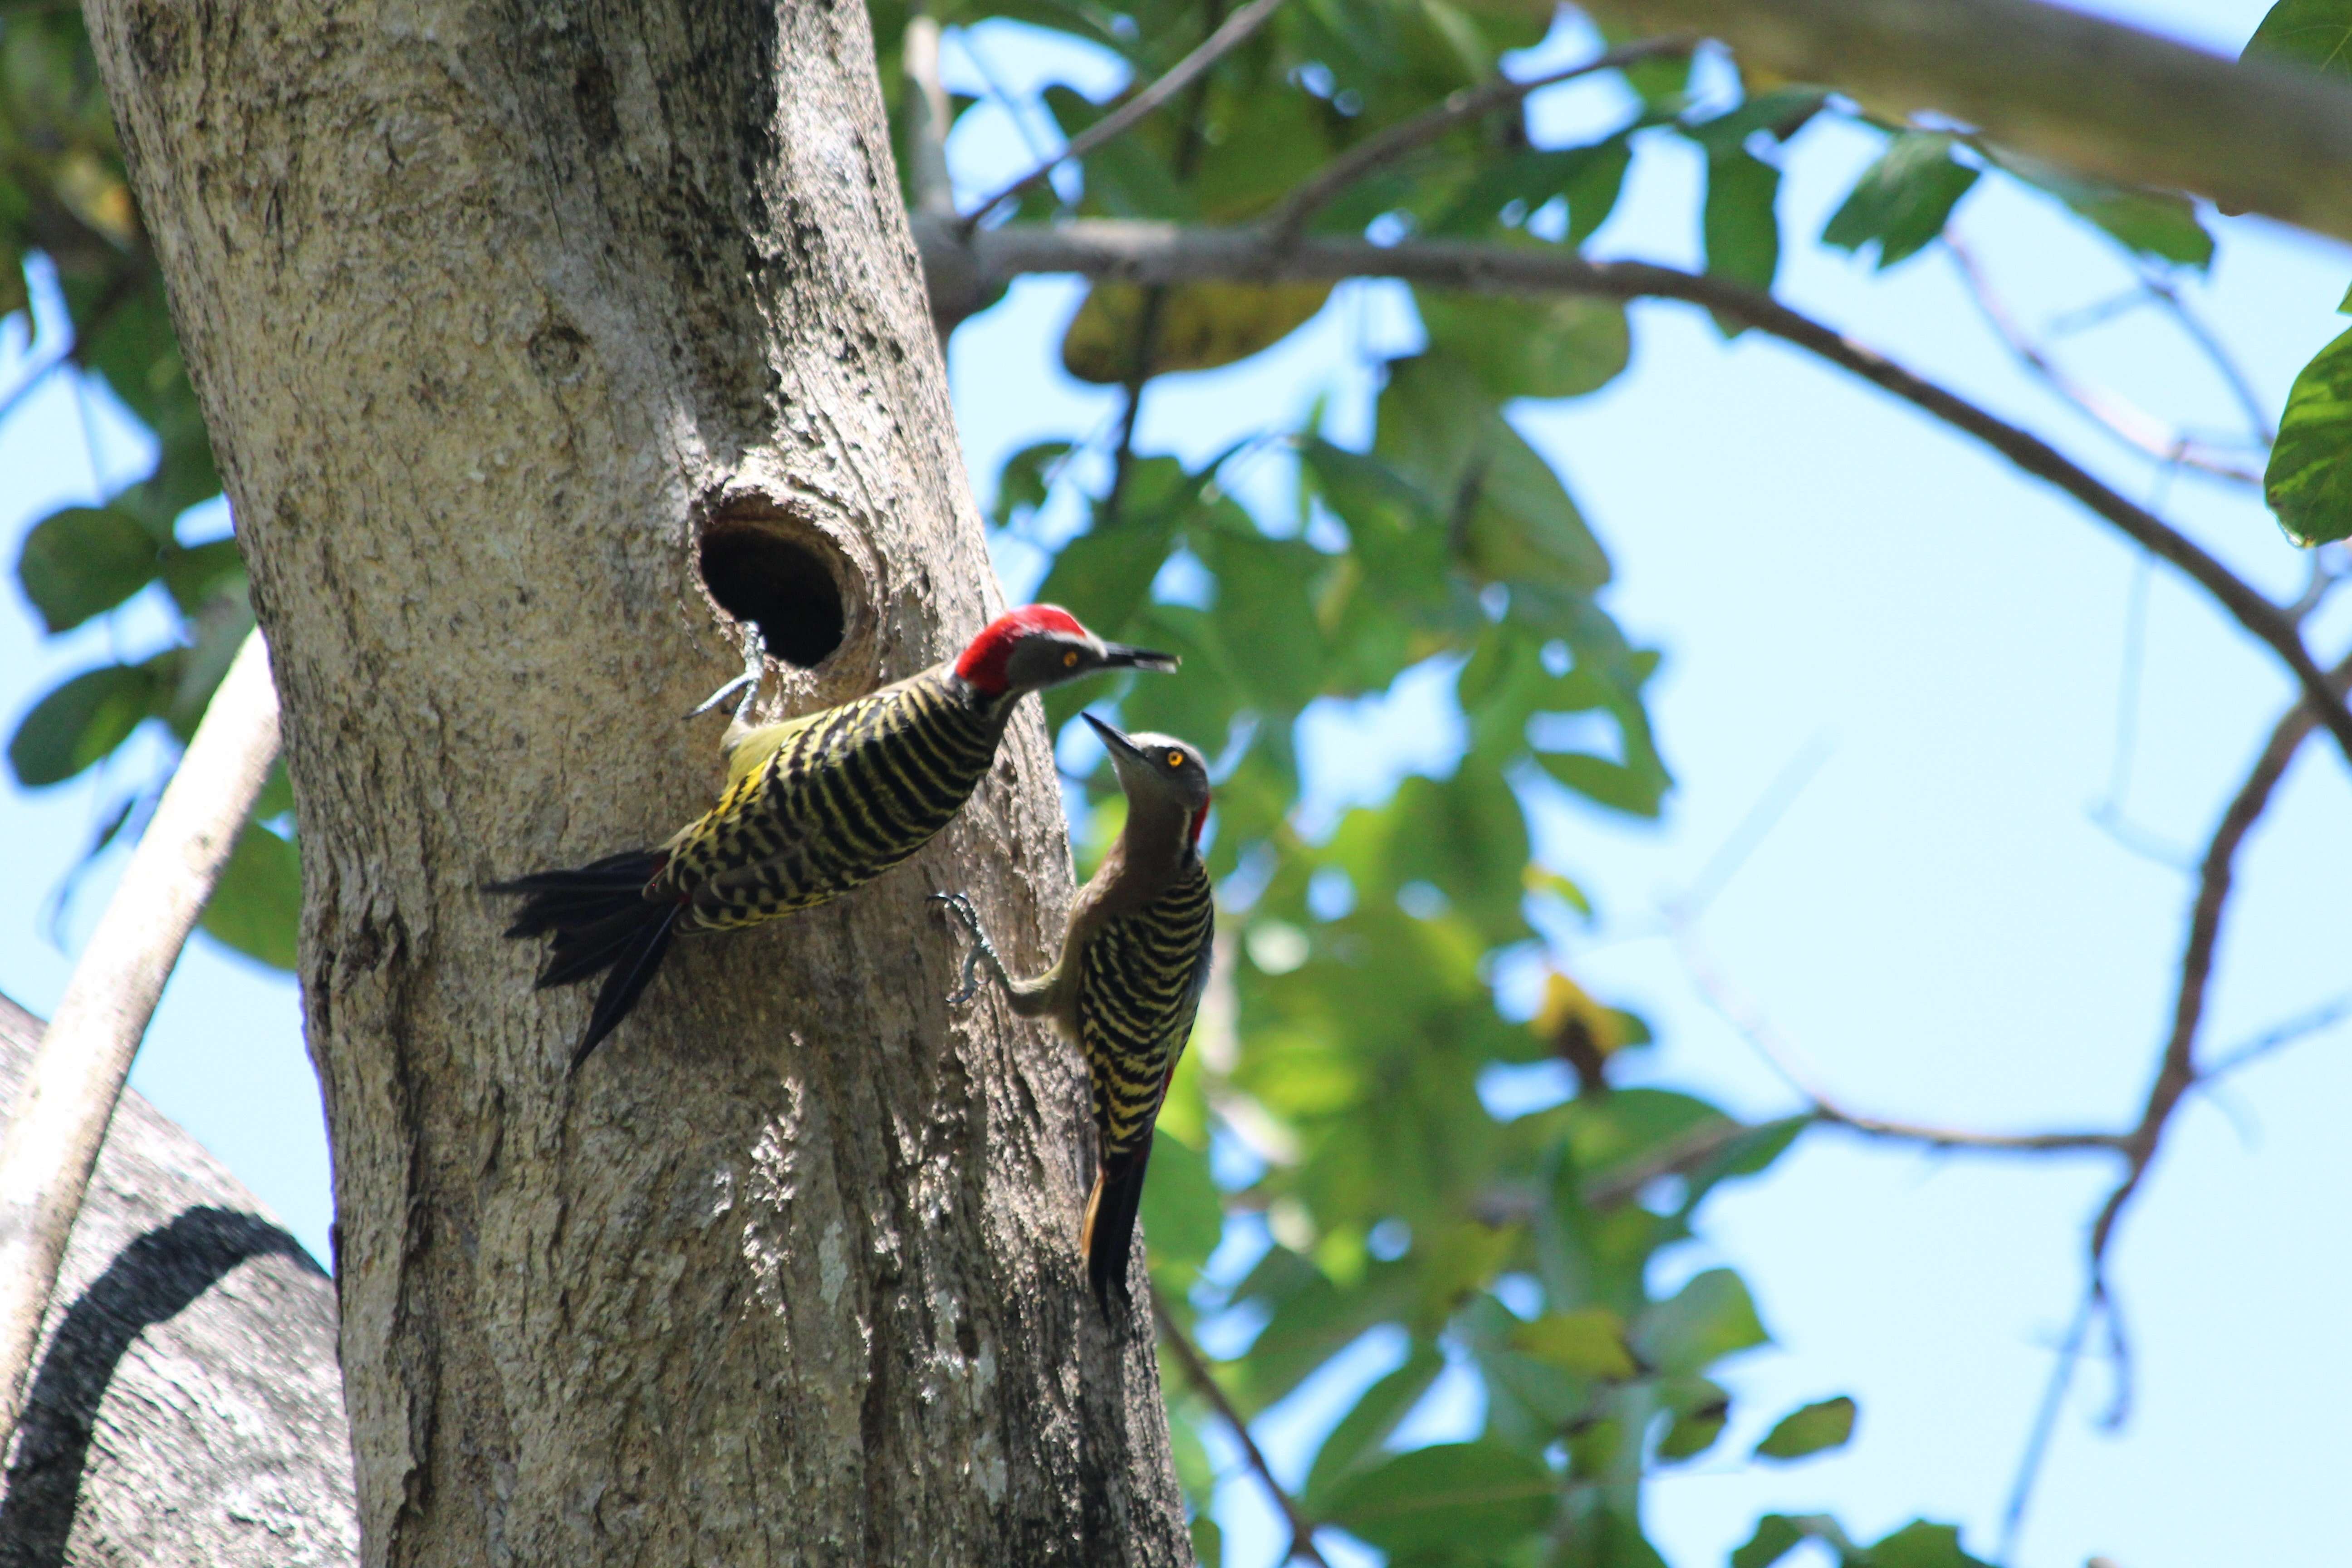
[76,1,1189,1563]
[0,993,357,1568]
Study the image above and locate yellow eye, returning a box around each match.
[1167,750,1185,768]
[1063,650,1080,667]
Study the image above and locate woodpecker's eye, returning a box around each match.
[1063,650,1080,668]
[1167,750,1185,769]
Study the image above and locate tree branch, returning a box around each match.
[2086,646,2352,1275]
[955,0,1287,234]
[1153,1292,1330,1568]
[1579,0,2352,250]
[1944,236,2260,486]
[0,629,279,1448]
[1257,37,1693,244]
[902,6,956,220]
[1670,920,2130,1159]
[923,219,2352,767]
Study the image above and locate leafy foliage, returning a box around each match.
[2244,0,2352,76]
[2266,322,2352,546]
[1820,133,1979,270]
[5,0,2245,1560]
[0,1,283,965]
[1754,1396,1857,1461]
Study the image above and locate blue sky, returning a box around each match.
[2,3,2345,1565]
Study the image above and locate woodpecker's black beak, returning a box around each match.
[1082,711,1147,757]
[1097,641,1178,673]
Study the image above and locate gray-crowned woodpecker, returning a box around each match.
[935,713,1215,1316]
[490,606,1176,1073]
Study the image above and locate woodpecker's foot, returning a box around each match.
[687,624,769,720]
[931,892,996,1004]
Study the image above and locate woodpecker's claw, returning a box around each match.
[931,892,991,1004]
[687,625,769,720]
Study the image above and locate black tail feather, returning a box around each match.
[486,850,679,1069]
[488,849,668,937]
[571,901,682,1074]
[1081,1143,1154,1321]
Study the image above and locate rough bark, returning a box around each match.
[77,3,1188,1565]
[0,992,357,1568]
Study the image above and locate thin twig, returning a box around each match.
[0,343,72,427]
[2137,270,2277,448]
[0,630,279,1448]
[1153,1292,1330,1567]
[932,221,2352,767]
[956,0,1288,234]
[2197,991,2352,1085]
[951,29,1058,168]
[2086,646,2352,1275]
[1999,1282,2103,1562]
[1673,731,1833,921]
[1945,236,2259,485]
[1672,921,2129,1154]
[1258,37,1693,245]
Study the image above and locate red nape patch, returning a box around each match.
[1188,801,1211,846]
[955,603,1091,693]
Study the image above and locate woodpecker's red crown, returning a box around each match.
[955,604,1176,696]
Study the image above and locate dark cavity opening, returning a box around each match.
[699,526,846,668]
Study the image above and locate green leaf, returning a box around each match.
[1195,528,1328,714]
[1731,1514,1836,1568]
[8,664,156,787]
[1508,1307,1636,1380]
[16,505,160,632]
[1632,1268,1768,1374]
[157,537,248,616]
[1035,515,1177,641]
[1754,1395,1857,1460]
[1139,1127,1224,1280]
[1655,1395,1729,1461]
[1189,1512,1221,1568]
[2244,0,2352,77]
[1416,290,1631,402]
[2265,323,2352,544]
[991,440,1074,528]
[1376,355,1611,596]
[1319,1441,1553,1555]
[1820,133,1979,270]
[1538,750,1666,817]
[199,820,301,970]
[1687,89,1830,155]
[1702,151,1780,296]
[1983,148,2212,269]
[1424,130,1640,247]
[1866,1520,1997,1568]
[1303,1341,1446,1509]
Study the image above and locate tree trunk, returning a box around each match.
[0,992,356,1568]
[76,3,1189,1563]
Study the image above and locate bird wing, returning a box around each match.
[721,707,833,788]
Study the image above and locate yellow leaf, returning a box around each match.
[1062,281,1333,383]
[1509,1308,1637,1380]
[1532,970,1623,1054]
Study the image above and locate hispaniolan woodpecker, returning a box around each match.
[490,606,1176,1073]
[936,713,1215,1316]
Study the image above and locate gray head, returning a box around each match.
[955,605,1178,701]
[1083,714,1213,846]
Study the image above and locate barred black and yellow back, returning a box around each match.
[1076,852,1215,1309]
[490,605,1177,1073]
[658,669,1004,930]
